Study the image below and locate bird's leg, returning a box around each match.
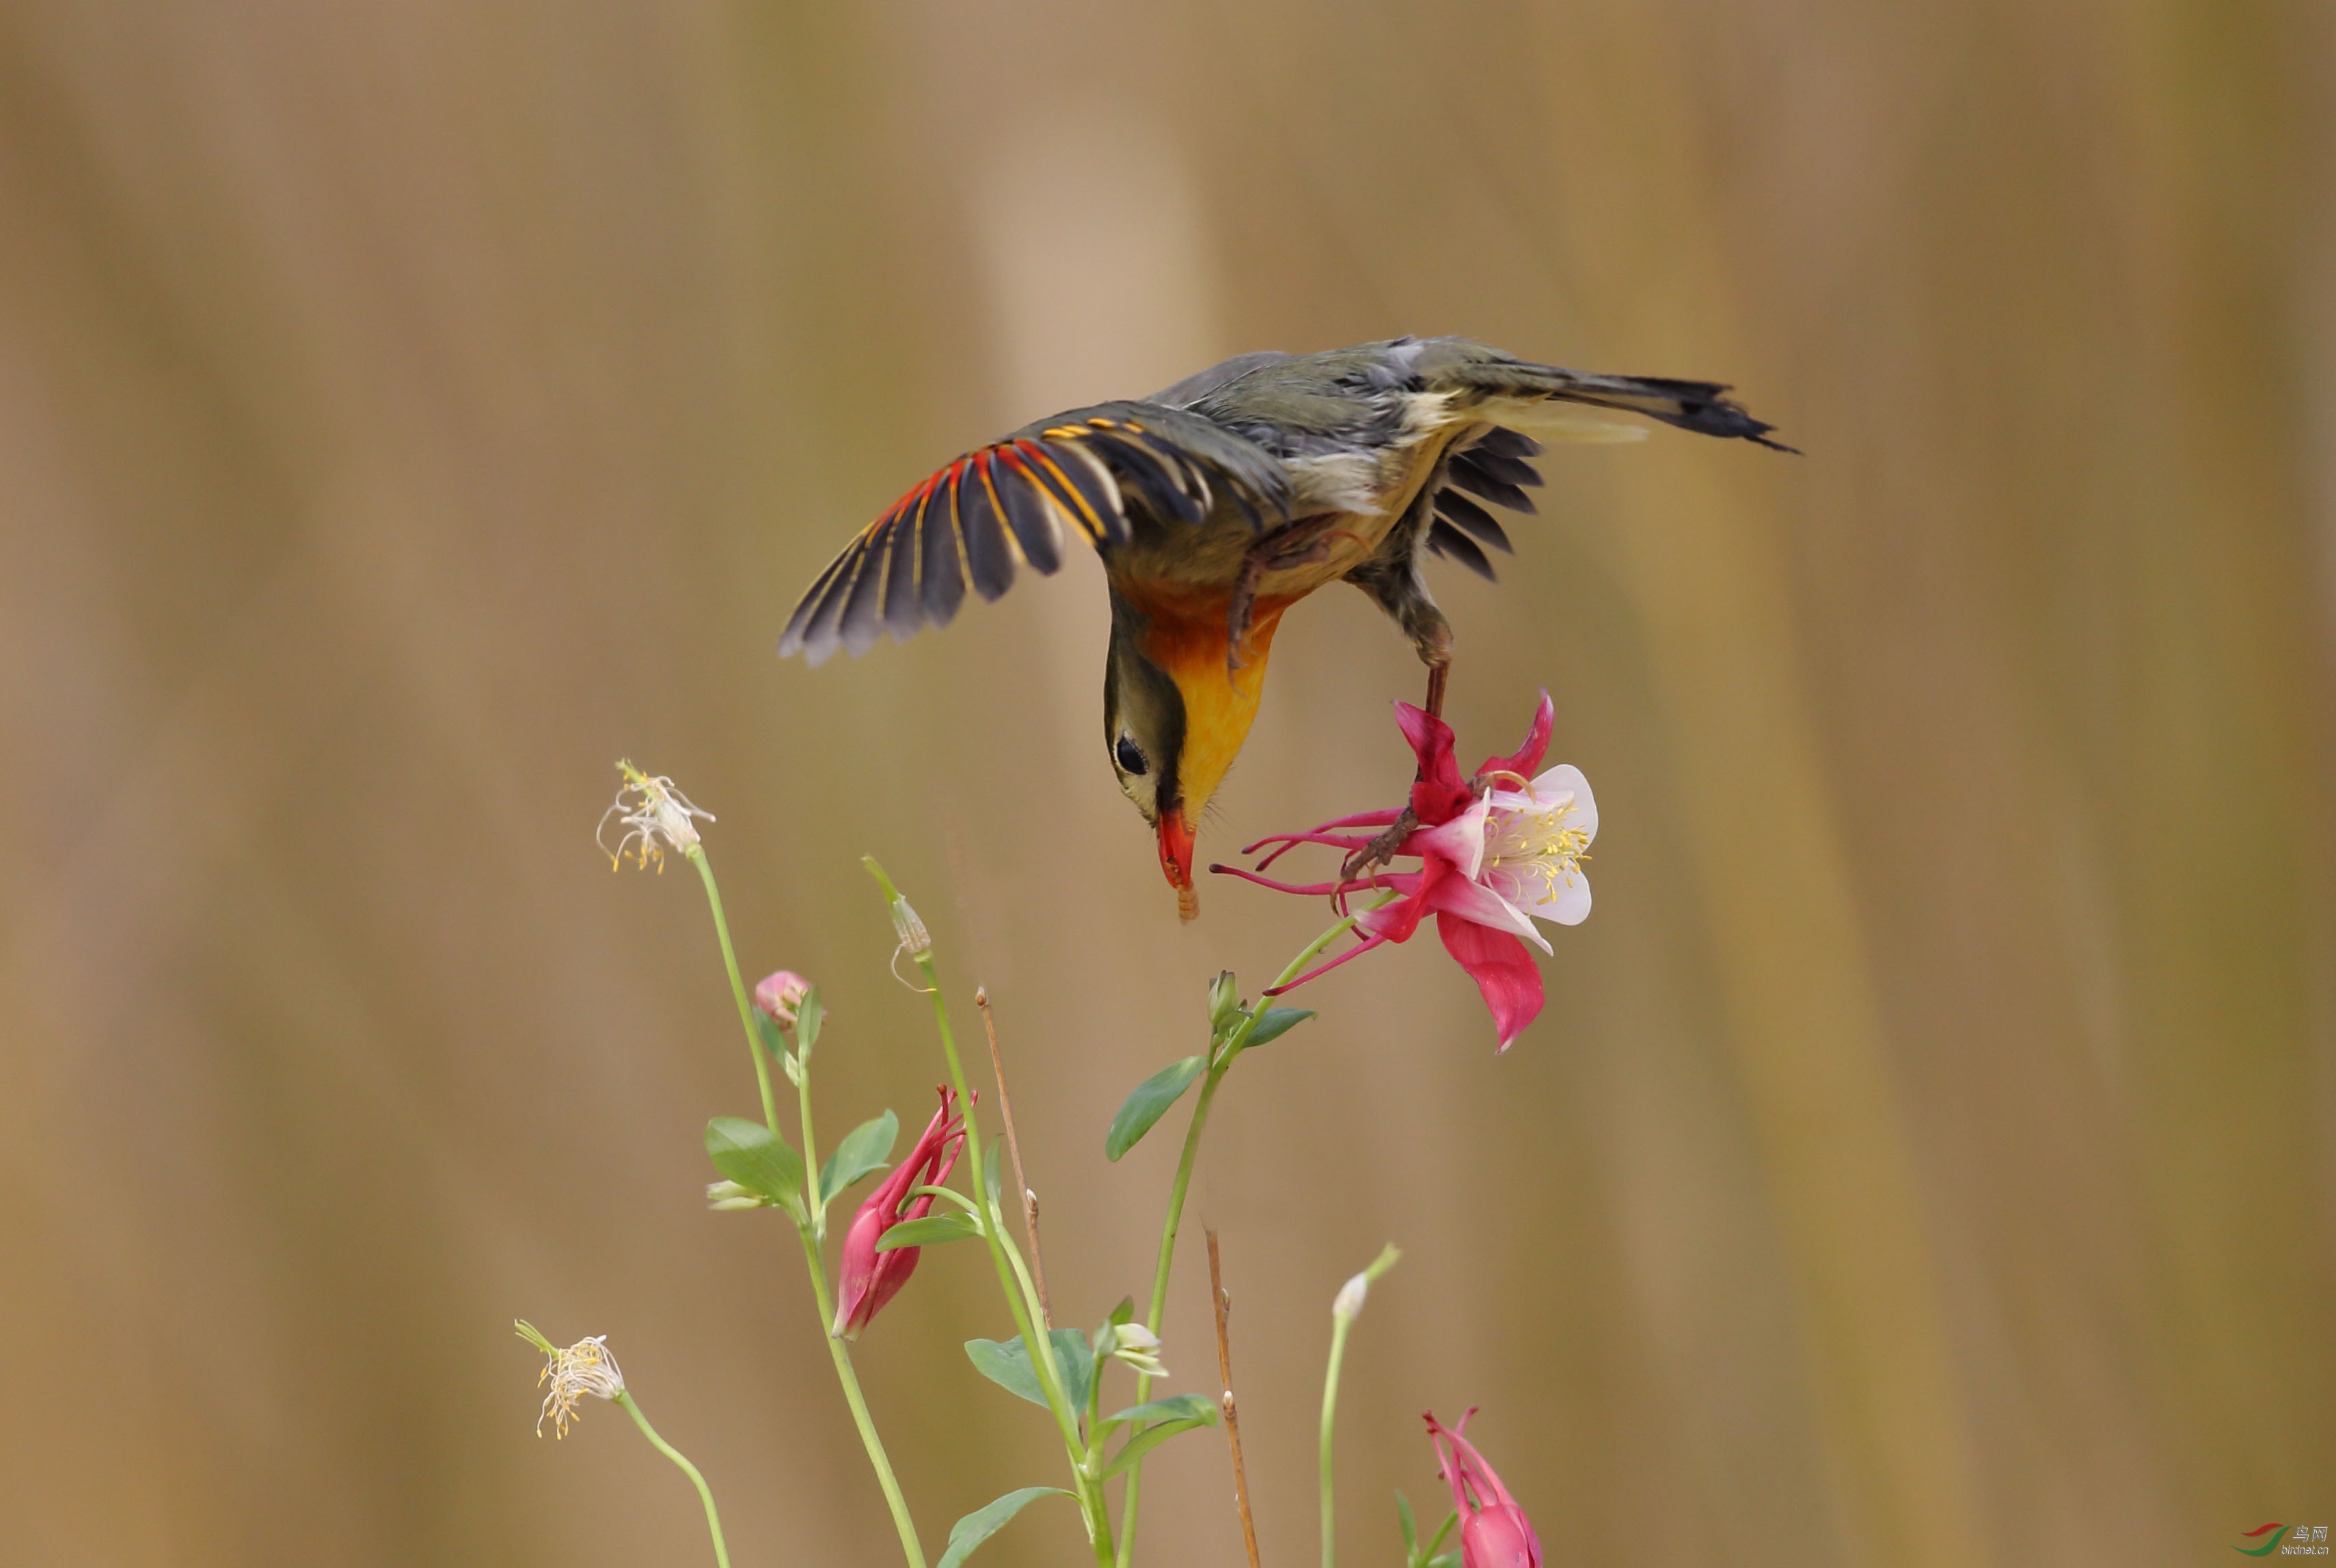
[1227,517,1349,670]
[1339,622,1453,881]
[1226,553,1268,672]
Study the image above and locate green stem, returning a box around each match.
[863,859,1109,1563]
[800,1224,927,1568]
[798,1037,824,1239]
[683,850,915,1563]
[1114,906,1373,1568]
[921,953,1114,1565]
[688,848,779,1133]
[614,1391,731,1568]
[1320,1312,1352,1568]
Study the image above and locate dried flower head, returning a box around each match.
[516,1320,626,1438]
[597,760,714,872]
[889,896,932,960]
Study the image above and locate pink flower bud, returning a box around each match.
[1425,1408,1541,1568]
[752,970,814,1028]
[830,1086,966,1339]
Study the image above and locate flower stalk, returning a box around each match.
[616,1392,732,1568]
[516,1321,731,1568]
[1320,1243,1402,1568]
[658,819,923,1568]
[863,857,1114,1565]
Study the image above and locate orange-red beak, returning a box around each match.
[1157,805,1199,922]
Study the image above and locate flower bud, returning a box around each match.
[1207,970,1241,1032]
[889,897,932,960]
[832,1086,964,1338]
[705,1179,770,1211]
[753,970,813,1028]
[1105,1321,1167,1378]
[1425,1409,1542,1568]
[1334,1242,1400,1322]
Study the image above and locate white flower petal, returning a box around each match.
[1534,765,1596,842]
[1530,870,1592,926]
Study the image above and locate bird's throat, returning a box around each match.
[1145,601,1288,824]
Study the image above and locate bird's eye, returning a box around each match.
[1115,734,1148,775]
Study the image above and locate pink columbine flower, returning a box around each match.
[831,1086,966,1339]
[1425,1408,1542,1568]
[752,969,814,1029]
[1211,691,1594,1051]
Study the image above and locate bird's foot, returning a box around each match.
[1424,660,1450,719]
[1340,806,1420,883]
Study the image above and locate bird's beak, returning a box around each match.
[1157,805,1199,922]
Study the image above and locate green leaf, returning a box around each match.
[1240,1006,1315,1047]
[1107,1295,1136,1328]
[1396,1489,1419,1557]
[1100,1392,1218,1432]
[794,987,824,1055]
[1101,1416,1210,1479]
[703,1117,804,1214]
[1426,1554,1461,1568]
[752,1007,789,1062]
[935,1486,1071,1568]
[874,1212,980,1251]
[964,1330,1094,1412]
[983,1140,1003,1209]
[1104,1056,1205,1161]
[819,1110,899,1207]
[1056,1329,1095,1419]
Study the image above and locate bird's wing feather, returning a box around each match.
[778,402,1290,664]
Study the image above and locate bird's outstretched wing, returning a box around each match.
[779,401,1289,663]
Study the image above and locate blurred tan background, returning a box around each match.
[2,1,2332,1564]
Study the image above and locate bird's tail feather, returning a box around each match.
[1443,360,1795,452]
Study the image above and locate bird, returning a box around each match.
[778,336,1787,918]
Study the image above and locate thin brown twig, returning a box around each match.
[975,986,1050,1328]
[1208,1228,1264,1568]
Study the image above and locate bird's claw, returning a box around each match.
[1340,806,1419,882]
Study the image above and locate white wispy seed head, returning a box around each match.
[516,1320,626,1438]
[597,760,714,872]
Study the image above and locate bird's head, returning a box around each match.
[1104,587,1287,921]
